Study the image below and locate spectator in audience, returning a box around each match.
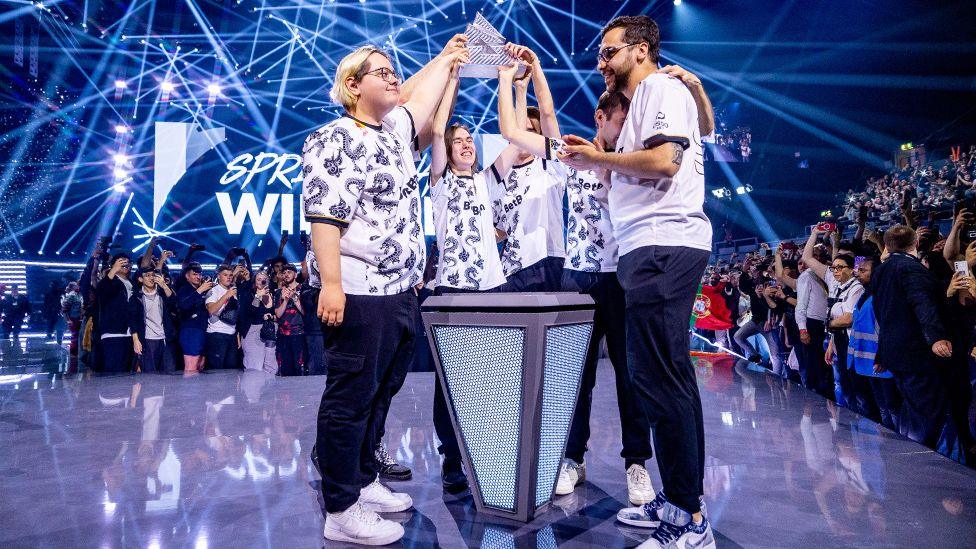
[274,264,305,376]
[177,263,215,376]
[129,267,178,374]
[205,265,242,370]
[848,255,902,431]
[0,284,31,340]
[96,254,135,373]
[734,254,783,371]
[61,281,83,358]
[241,270,277,373]
[786,245,829,393]
[943,241,976,459]
[803,229,862,409]
[872,225,952,447]
[822,253,862,411]
[43,280,65,343]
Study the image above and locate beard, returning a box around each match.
[604,64,633,93]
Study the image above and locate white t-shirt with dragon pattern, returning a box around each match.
[430,169,507,290]
[301,107,425,295]
[490,157,566,277]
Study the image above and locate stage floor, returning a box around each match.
[1,338,975,548]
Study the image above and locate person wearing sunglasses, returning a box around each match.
[557,14,715,549]
[302,44,468,545]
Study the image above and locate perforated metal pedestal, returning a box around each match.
[422,292,595,522]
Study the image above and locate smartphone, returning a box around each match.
[955,260,969,278]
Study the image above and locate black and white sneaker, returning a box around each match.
[617,491,708,529]
[375,443,412,481]
[637,502,715,549]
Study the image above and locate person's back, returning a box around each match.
[871,253,942,370]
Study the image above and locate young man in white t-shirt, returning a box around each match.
[204,265,240,370]
[303,44,466,545]
[560,15,715,549]
[490,46,567,291]
[497,63,656,508]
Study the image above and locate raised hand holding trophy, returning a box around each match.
[459,12,529,79]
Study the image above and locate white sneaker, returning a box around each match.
[324,501,404,546]
[360,478,413,513]
[554,459,585,496]
[627,464,655,506]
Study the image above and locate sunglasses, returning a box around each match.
[597,42,641,63]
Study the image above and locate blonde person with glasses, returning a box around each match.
[302,43,468,545]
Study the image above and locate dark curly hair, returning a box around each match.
[601,15,661,65]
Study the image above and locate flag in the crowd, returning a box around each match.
[692,284,734,331]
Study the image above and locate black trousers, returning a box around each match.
[799,319,827,395]
[301,287,326,376]
[562,269,652,467]
[617,245,710,515]
[306,334,325,376]
[141,338,176,374]
[101,336,133,374]
[205,332,239,370]
[868,376,902,432]
[277,334,306,376]
[892,364,948,448]
[500,256,564,292]
[315,291,417,513]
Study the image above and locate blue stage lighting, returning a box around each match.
[674,0,682,5]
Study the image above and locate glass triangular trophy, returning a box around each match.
[460,12,529,79]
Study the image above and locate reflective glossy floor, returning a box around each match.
[1,336,975,548]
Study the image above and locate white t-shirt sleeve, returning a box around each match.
[301,125,366,228]
[633,77,694,152]
[382,106,418,150]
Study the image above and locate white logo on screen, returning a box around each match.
[154,122,310,236]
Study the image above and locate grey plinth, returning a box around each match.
[421,292,596,522]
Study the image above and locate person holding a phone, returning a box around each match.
[129,267,178,374]
[95,253,135,373]
[241,270,277,373]
[177,263,216,376]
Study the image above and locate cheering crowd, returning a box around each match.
[55,233,324,379]
[696,158,976,466]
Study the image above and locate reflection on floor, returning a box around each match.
[1,337,975,548]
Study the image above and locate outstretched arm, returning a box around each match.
[657,65,715,137]
[429,72,460,188]
[507,44,560,138]
[400,34,467,105]
[402,50,470,138]
[498,65,549,158]
[801,228,829,281]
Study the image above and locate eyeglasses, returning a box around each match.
[597,42,641,63]
[828,265,851,272]
[363,67,401,84]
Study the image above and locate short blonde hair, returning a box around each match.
[330,45,393,111]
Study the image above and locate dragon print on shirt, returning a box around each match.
[301,107,425,295]
[563,166,618,272]
[431,171,506,291]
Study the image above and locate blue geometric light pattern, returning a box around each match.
[536,322,592,508]
[432,324,525,512]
